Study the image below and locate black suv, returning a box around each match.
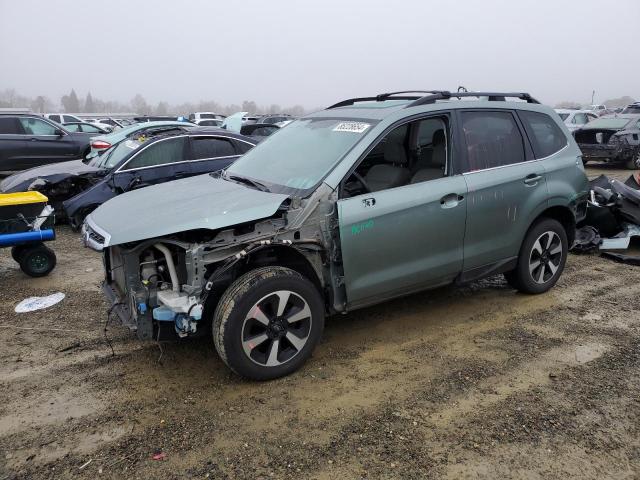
[0,114,92,174]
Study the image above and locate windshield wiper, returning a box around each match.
[223,172,270,192]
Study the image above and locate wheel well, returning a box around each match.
[240,246,323,292]
[537,206,576,245]
[202,245,324,324]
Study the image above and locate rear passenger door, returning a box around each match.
[459,110,548,275]
[187,135,242,175]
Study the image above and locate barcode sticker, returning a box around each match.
[333,122,370,133]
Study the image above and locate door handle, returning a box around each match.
[362,197,376,207]
[524,174,542,185]
[440,193,464,208]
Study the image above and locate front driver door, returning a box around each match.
[112,136,189,192]
[337,116,467,309]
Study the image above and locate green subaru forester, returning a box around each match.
[84,90,589,380]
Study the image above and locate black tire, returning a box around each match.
[11,245,29,263]
[625,152,640,170]
[213,266,324,380]
[19,244,57,277]
[504,218,568,294]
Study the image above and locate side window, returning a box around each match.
[233,140,254,154]
[573,113,587,124]
[190,137,236,160]
[341,115,449,197]
[518,111,567,159]
[48,115,61,123]
[82,124,102,133]
[461,111,525,171]
[63,115,78,123]
[18,117,58,135]
[65,124,81,132]
[412,118,448,181]
[0,117,22,134]
[122,137,186,170]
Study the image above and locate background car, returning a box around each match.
[189,112,226,123]
[239,123,280,138]
[622,102,640,114]
[554,109,598,131]
[44,113,84,124]
[0,114,92,174]
[195,119,223,127]
[86,120,197,159]
[574,114,640,169]
[62,121,111,134]
[63,127,258,227]
[256,114,294,124]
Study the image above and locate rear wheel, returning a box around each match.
[504,218,568,294]
[625,151,640,170]
[19,244,56,277]
[213,266,324,380]
[11,245,29,262]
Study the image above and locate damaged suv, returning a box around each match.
[84,91,589,380]
[574,114,640,169]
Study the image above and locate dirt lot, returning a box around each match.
[1,165,639,480]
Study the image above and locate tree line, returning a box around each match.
[0,88,310,116]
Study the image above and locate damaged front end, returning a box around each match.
[83,176,339,342]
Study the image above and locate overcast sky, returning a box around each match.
[1,0,639,108]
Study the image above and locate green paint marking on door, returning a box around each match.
[351,219,374,235]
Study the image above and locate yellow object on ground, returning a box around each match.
[0,191,48,207]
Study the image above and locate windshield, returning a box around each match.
[557,113,570,121]
[584,118,632,129]
[226,118,376,193]
[91,139,143,169]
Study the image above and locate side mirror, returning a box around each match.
[54,128,65,136]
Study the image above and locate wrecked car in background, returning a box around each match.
[2,127,257,227]
[0,122,198,218]
[574,114,640,169]
[85,120,196,159]
[83,90,589,380]
[63,127,257,227]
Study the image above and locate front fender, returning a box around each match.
[62,178,116,219]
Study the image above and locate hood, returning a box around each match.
[86,174,290,247]
[0,160,103,192]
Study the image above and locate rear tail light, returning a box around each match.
[91,140,111,150]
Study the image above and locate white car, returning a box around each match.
[195,119,223,127]
[555,109,598,132]
[44,113,84,124]
[188,112,226,123]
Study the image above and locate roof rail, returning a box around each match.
[326,91,449,109]
[327,91,540,110]
[406,91,540,107]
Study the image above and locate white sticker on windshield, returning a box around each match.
[333,122,370,133]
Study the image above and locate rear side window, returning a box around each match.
[518,111,567,158]
[461,111,525,171]
[190,137,236,160]
[123,137,186,170]
[233,140,254,154]
[0,117,22,134]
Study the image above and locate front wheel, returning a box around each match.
[504,218,568,294]
[213,266,324,380]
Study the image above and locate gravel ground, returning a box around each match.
[0,165,639,480]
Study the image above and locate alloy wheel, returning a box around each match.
[529,231,563,284]
[241,290,312,367]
